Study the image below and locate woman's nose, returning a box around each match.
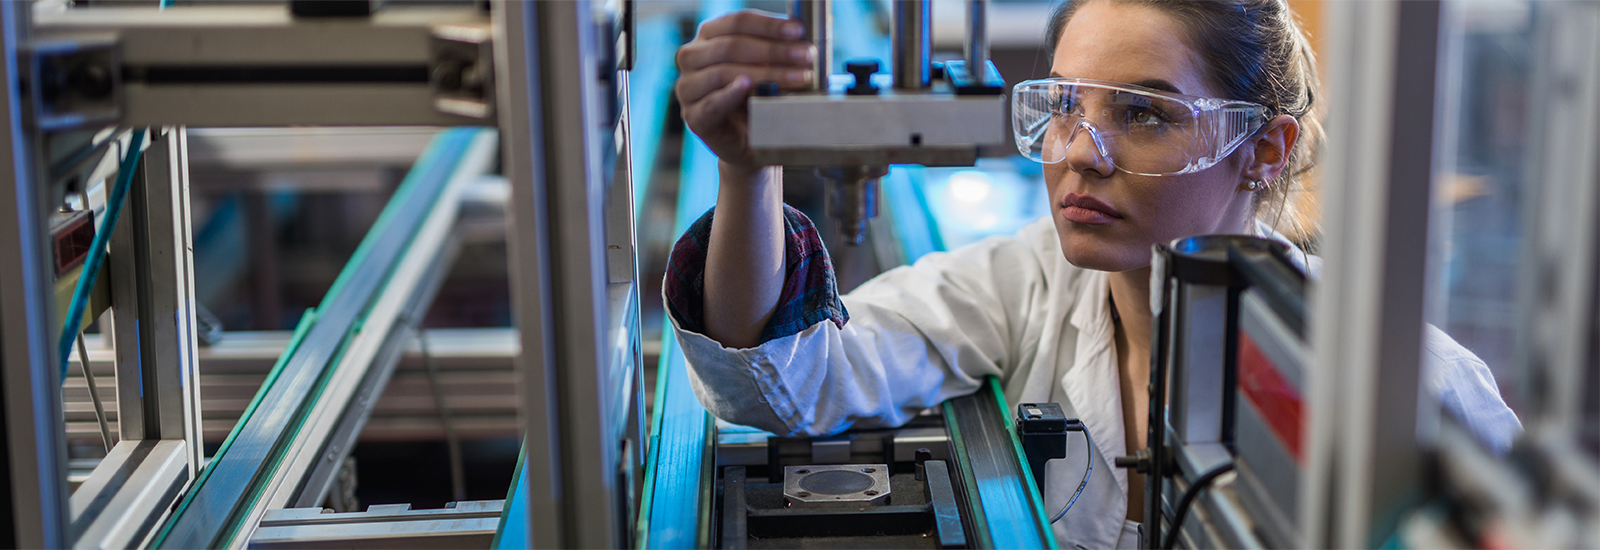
[1063,120,1115,177]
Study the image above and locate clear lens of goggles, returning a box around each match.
[1012,78,1270,176]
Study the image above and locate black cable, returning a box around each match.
[418,328,466,502]
[1161,462,1236,549]
[1050,425,1094,524]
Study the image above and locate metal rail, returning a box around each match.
[151,128,492,549]
[943,378,1057,549]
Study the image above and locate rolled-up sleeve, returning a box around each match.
[663,204,847,345]
[664,206,1041,437]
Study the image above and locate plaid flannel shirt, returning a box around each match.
[664,205,848,345]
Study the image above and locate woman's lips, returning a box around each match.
[1060,193,1122,225]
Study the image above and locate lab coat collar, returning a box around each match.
[1061,268,1131,502]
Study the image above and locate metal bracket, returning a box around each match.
[942,59,1004,95]
[430,25,494,119]
[27,35,120,131]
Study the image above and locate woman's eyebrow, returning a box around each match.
[1046,73,1187,95]
[1132,79,1183,94]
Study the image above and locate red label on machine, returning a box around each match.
[1238,332,1304,463]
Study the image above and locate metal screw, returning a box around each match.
[864,490,878,496]
[796,469,809,474]
[861,467,875,473]
[797,491,810,497]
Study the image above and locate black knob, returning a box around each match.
[754,80,781,97]
[846,59,880,95]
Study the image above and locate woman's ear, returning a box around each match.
[1244,115,1300,184]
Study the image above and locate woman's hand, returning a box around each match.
[674,10,817,172]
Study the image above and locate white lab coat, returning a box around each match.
[669,216,1521,549]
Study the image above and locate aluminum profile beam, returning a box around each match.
[252,500,503,549]
[66,440,189,549]
[1307,1,1443,547]
[107,127,203,467]
[493,1,564,546]
[0,1,69,546]
[31,5,491,127]
[499,0,639,546]
[63,329,523,445]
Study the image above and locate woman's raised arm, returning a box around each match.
[673,10,817,348]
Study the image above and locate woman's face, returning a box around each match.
[1045,1,1259,272]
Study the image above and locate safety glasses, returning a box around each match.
[1012,78,1270,176]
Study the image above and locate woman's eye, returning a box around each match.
[1049,95,1076,117]
[1128,108,1167,127]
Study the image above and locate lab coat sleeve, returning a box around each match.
[1422,325,1523,454]
[665,206,1042,437]
[1289,243,1521,454]
[1298,254,1522,453]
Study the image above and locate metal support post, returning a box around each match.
[108,127,203,470]
[499,0,637,546]
[534,1,624,545]
[0,2,69,547]
[964,0,988,73]
[493,1,564,546]
[791,1,830,91]
[892,0,930,90]
[1307,0,1443,546]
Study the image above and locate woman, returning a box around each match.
[669,1,1521,547]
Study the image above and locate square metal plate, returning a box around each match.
[782,464,891,507]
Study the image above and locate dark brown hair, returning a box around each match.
[1046,0,1325,240]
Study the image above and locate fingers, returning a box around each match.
[676,35,815,74]
[696,9,804,41]
[675,64,813,106]
[687,76,753,131]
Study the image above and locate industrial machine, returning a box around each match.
[1,0,1595,549]
[747,0,1009,243]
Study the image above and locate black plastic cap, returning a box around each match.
[845,59,881,95]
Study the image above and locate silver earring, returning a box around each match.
[1246,180,1264,191]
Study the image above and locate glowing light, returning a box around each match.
[947,171,993,204]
